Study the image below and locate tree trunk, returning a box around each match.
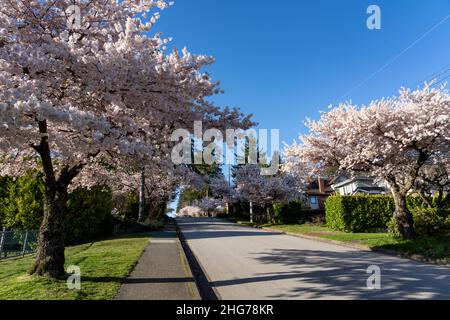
[266,206,275,224]
[29,185,67,279]
[392,191,417,239]
[249,201,254,223]
[138,168,146,223]
[28,120,86,279]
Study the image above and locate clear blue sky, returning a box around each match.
[153,0,450,145]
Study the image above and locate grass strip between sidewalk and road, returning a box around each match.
[0,233,151,300]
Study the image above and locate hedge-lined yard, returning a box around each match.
[325,194,394,232]
[324,194,450,237]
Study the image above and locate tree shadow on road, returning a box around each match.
[239,249,450,300]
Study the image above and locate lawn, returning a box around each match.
[0,233,151,300]
[262,224,450,261]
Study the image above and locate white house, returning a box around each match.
[331,174,389,196]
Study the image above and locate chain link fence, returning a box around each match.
[0,228,38,259]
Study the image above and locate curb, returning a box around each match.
[235,222,450,268]
[263,226,450,268]
[174,220,220,300]
[171,229,202,300]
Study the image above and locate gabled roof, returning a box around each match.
[332,176,377,189]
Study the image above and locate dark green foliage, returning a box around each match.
[407,196,429,210]
[300,209,327,224]
[228,201,250,220]
[388,207,450,238]
[65,186,114,245]
[325,194,395,232]
[273,201,304,224]
[111,191,167,233]
[407,194,450,211]
[410,207,448,237]
[112,192,141,223]
[272,202,325,225]
[0,171,44,230]
[0,176,12,228]
[0,172,113,244]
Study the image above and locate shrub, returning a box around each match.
[273,201,304,224]
[0,171,44,230]
[407,195,428,210]
[446,216,450,230]
[65,186,114,245]
[0,176,12,227]
[407,194,450,211]
[0,172,114,244]
[325,194,394,232]
[302,209,326,224]
[387,216,400,238]
[114,192,140,222]
[388,208,449,238]
[411,207,447,237]
[271,202,324,225]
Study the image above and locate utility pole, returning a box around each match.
[138,129,147,223]
[138,167,146,223]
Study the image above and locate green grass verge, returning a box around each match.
[0,233,151,300]
[262,224,450,260]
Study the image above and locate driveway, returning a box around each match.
[176,217,450,300]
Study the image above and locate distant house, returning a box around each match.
[305,177,334,210]
[330,174,388,196]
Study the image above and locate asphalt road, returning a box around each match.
[176,217,450,300]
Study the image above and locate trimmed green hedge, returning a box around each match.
[325,194,395,232]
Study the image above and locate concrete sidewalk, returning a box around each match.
[116,223,200,300]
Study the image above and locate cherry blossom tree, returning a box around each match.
[194,197,225,217]
[110,159,179,222]
[414,157,450,210]
[235,164,303,223]
[285,85,450,238]
[178,205,202,218]
[0,0,252,277]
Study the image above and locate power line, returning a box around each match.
[431,73,450,88]
[410,63,450,88]
[338,13,450,102]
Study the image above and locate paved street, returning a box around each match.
[177,218,450,300]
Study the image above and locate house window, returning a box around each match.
[310,197,317,205]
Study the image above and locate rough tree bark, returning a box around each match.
[392,190,417,239]
[387,149,428,239]
[29,184,68,278]
[29,120,85,278]
[266,206,276,224]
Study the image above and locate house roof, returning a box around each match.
[305,179,334,196]
[306,190,333,196]
[352,186,387,194]
[332,176,376,189]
